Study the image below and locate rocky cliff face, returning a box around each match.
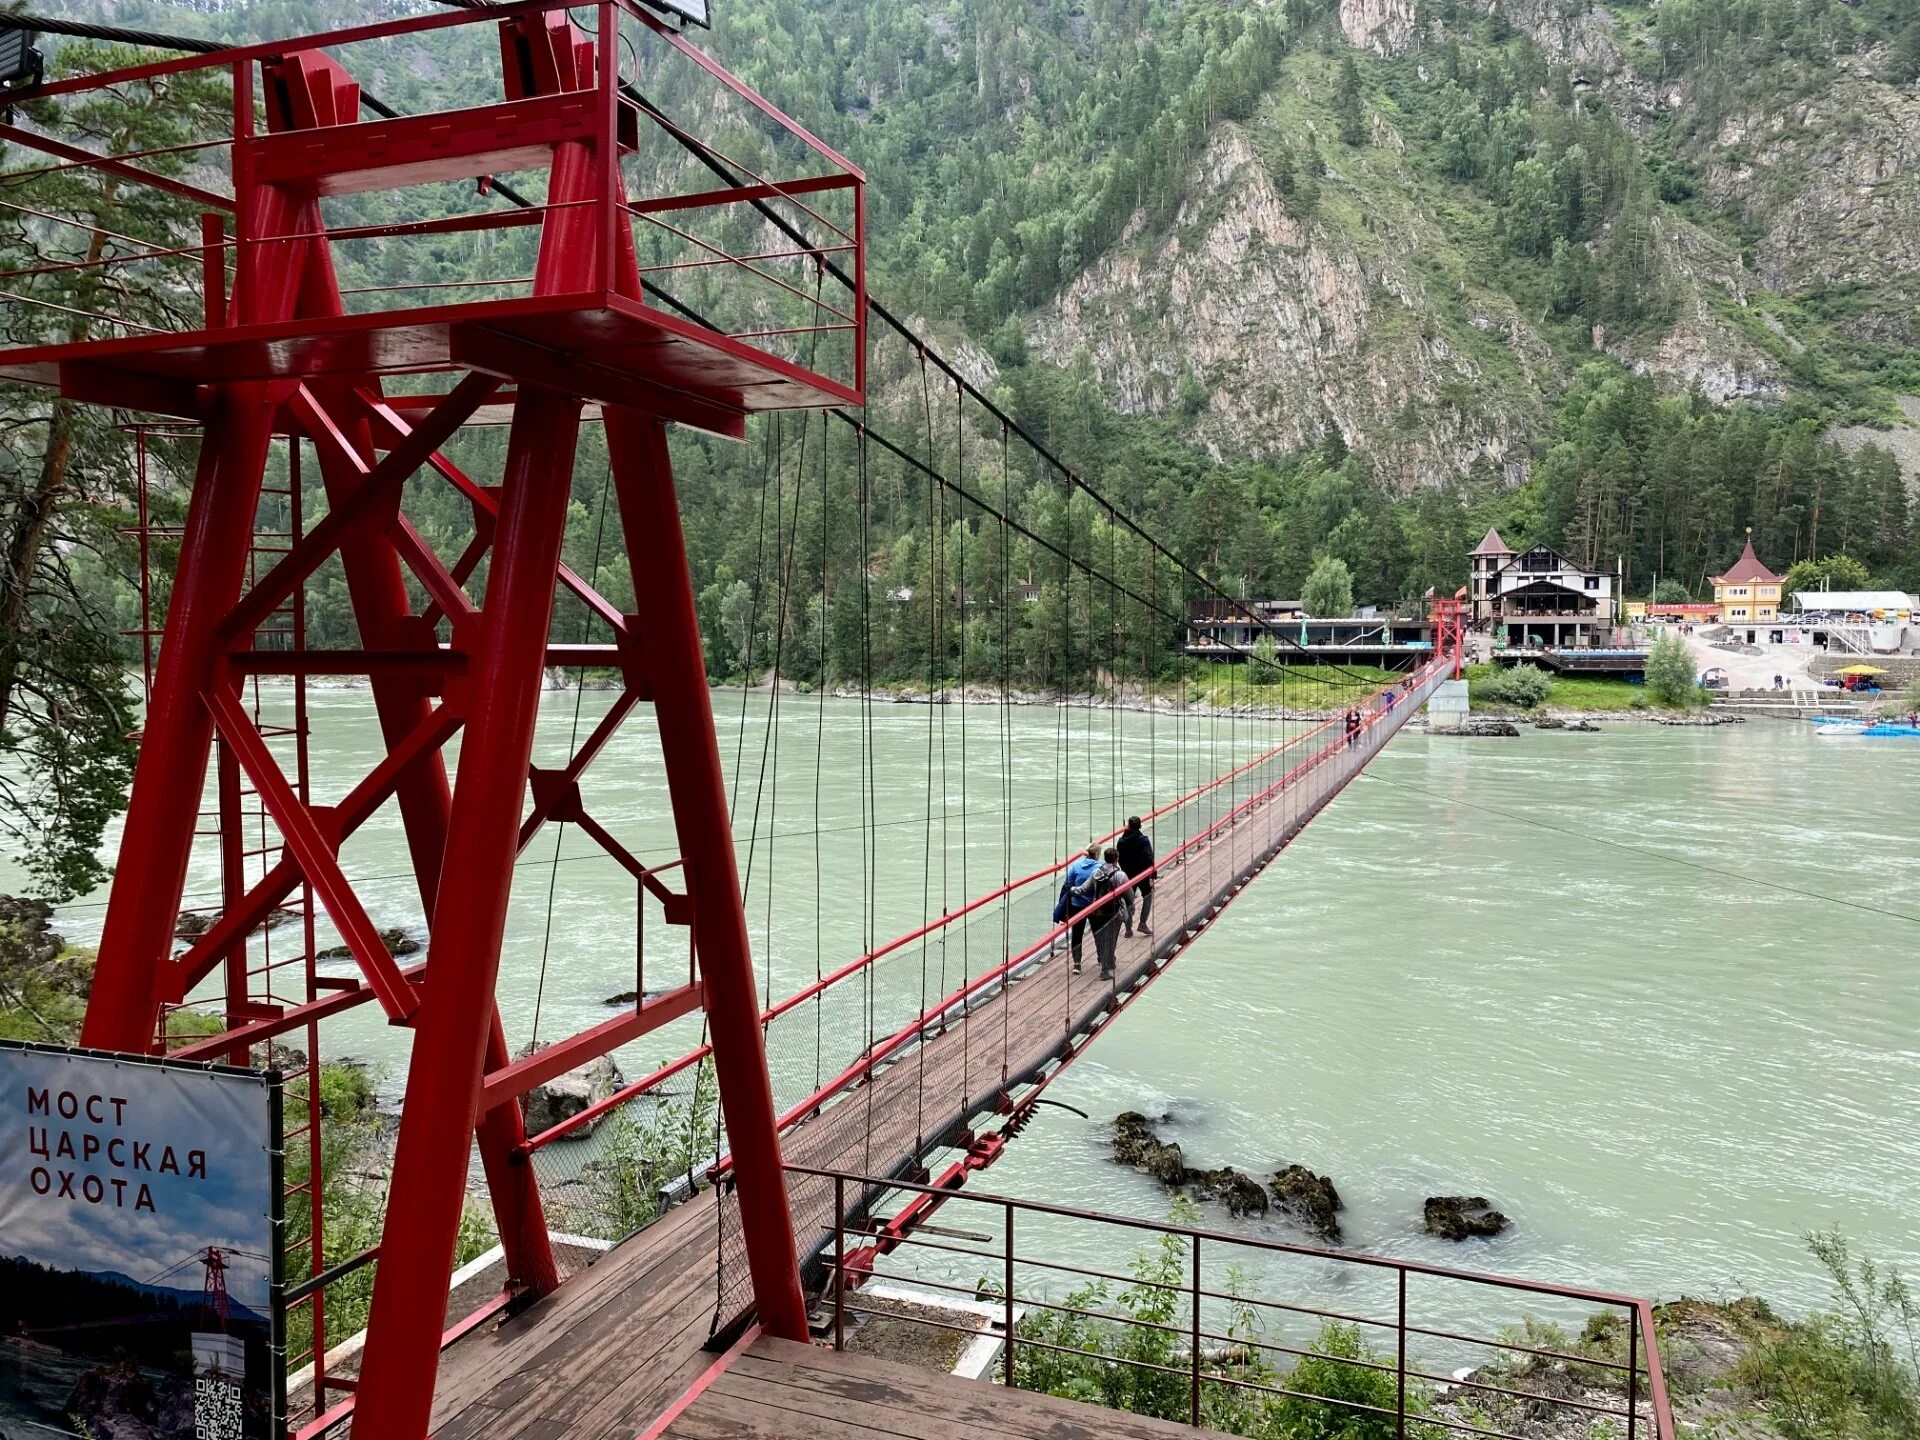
[1704,77,1920,298]
[1032,3,1916,486]
[1339,0,1418,58]
[1032,127,1548,491]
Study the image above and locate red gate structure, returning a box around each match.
[0,4,862,1432]
[1430,589,1468,678]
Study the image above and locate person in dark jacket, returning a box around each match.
[1053,842,1102,972]
[1084,846,1126,979]
[1115,815,1154,937]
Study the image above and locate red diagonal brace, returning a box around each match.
[227,373,497,640]
[165,701,462,1000]
[572,810,691,924]
[476,983,703,1112]
[513,689,640,853]
[392,515,479,621]
[355,392,630,639]
[205,687,421,1024]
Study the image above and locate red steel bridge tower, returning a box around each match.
[0,2,863,1432]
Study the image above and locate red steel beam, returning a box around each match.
[82,385,276,1051]
[607,410,810,1341]
[354,380,582,1438]
[476,982,702,1112]
[205,687,421,1023]
[250,91,601,196]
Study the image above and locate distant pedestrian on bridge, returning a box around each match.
[1086,847,1126,980]
[1054,843,1102,973]
[1116,815,1154,938]
[1345,708,1362,748]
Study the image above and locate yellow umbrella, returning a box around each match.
[1835,664,1888,676]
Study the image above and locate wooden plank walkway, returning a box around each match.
[658,1333,1234,1440]
[402,672,1442,1439]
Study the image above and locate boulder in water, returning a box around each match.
[1111,1111,1189,1185]
[1269,1165,1344,1241]
[1423,1195,1510,1240]
[317,926,421,960]
[517,1044,624,1139]
[1188,1165,1269,1218]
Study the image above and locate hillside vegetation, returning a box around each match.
[4,0,1920,886]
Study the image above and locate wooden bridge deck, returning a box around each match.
[397,676,1440,1440]
[657,1333,1232,1440]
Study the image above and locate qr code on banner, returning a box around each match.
[195,1375,245,1440]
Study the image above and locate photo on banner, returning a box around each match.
[0,1041,285,1440]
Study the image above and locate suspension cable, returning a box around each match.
[24,4,1376,688]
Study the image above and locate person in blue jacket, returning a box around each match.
[1053,842,1102,973]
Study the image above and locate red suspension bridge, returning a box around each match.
[0,5,1669,1439]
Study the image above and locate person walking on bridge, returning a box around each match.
[1054,843,1102,973]
[1116,815,1154,938]
[1084,846,1127,980]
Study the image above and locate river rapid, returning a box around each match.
[43,689,1920,1326]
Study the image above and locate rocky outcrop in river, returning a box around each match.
[1424,1195,1510,1241]
[1269,1165,1344,1242]
[517,1046,624,1138]
[1111,1114,1344,1235]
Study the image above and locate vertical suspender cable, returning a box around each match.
[813,410,829,1090]
[1006,422,1021,1090]
[953,379,969,1095]
[729,418,779,821]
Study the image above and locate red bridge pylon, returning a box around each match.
[2,3,863,1432]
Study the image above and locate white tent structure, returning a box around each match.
[1788,590,1916,615]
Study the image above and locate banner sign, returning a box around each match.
[0,1041,284,1440]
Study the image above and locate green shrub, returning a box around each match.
[1014,1205,1444,1438]
[317,1062,375,1120]
[1644,630,1697,707]
[1478,663,1552,708]
[598,1061,720,1237]
[1738,1231,1919,1440]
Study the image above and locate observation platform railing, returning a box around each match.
[804,1160,1676,1440]
[0,0,864,433]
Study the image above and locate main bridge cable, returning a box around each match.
[12,11,1368,693]
[212,0,1373,688]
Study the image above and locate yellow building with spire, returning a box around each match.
[1710,536,1783,623]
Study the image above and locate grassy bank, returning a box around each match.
[1182,661,1398,710]
[1464,662,1704,716]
